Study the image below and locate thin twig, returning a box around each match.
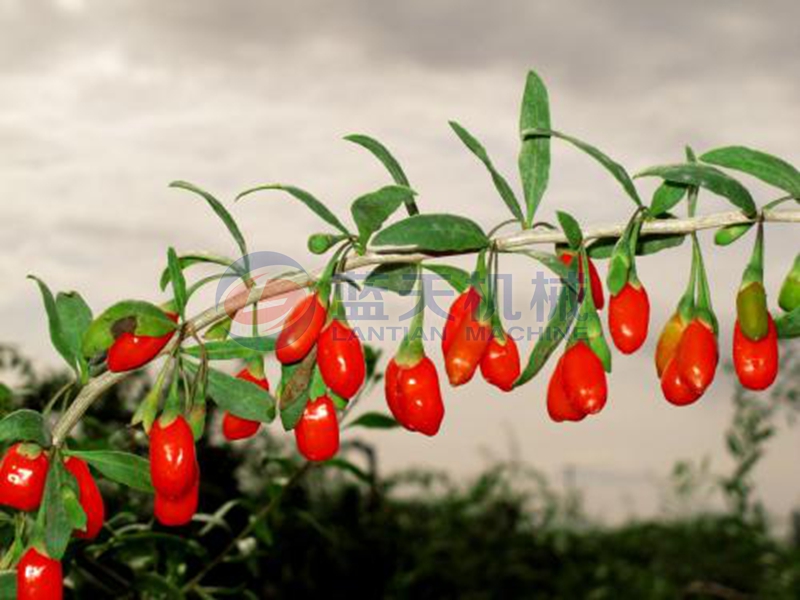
[50,206,800,446]
[181,462,314,595]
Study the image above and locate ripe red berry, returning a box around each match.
[276,293,327,365]
[479,333,521,392]
[149,415,198,499]
[547,356,587,423]
[561,341,607,415]
[295,395,340,462]
[0,443,49,512]
[17,547,62,600]
[444,312,492,387]
[64,457,105,540]
[442,287,480,356]
[655,312,687,378]
[317,319,366,399]
[560,252,604,310]
[107,312,179,372]
[733,316,779,391]
[675,319,718,396]
[608,281,650,354]
[154,473,199,527]
[660,357,702,406]
[384,356,444,436]
[222,368,269,441]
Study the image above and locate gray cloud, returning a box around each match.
[1,0,798,522]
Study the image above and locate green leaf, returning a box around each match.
[170,181,249,264]
[344,134,419,216]
[159,252,244,291]
[236,184,351,236]
[714,223,754,247]
[55,291,93,379]
[351,185,415,247]
[635,163,756,216]
[346,412,399,430]
[65,450,154,493]
[63,486,87,532]
[82,300,178,357]
[515,278,579,387]
[278,353,316,431]
[28,277,91,377]
[0,410,50,447]
[371,214,489,252]
[700,146,800,198]
[518,70,551,226]
[183,361,276,423]
[522,128,642,207]
[41,459,73,559]
[556,211,583,248]
[364,263,418,296]
[517,250,577,290]
[775,307,800,339]
[587,215,687,259]
[650,182,686,217]
[182,337,275,361]
[423,264,471,293]
[167,247,188,318]
[0,571,15,600]
[345,134,410,186]
[448,121,524,222]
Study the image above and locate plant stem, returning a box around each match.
[181,462,313,595]
[49,207,800,446]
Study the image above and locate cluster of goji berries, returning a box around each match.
[0,444,104,599]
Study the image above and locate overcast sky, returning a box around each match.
[1,0,798,523]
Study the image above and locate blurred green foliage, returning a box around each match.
[1,343,799,599]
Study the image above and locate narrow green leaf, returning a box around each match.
[423,264,471,293]
[167,247,187,318]
[351,185,415,247]
[28,276,76,374]
[556,211,583,249]
[775,307,800,339]
[522,128,642,207]
[346,412,399,430]
[371,214,489,252]
[182,337,275,361]
[183,361,276,423]
[65,450,154,493]
[517,250,577,290]
[714,223,754,247]
[518,70,551,225]
[63,486,87,531]
[515,278,579,387]
[650,182,687,217]
[588,232,686,259]
[344,134,410,186]
[449,120,524,223]
[344,134,419,215]
[159,252,244,291]
[236,184,351,236]
[55,291,92,380]
[635,163,757,216]
[0,410,50,446]
[364,263,418,296]
[700,146,800,198]
[82,300,177,357]
[41,460,73,559]
[278,352,316,431]
[170,181,249,263]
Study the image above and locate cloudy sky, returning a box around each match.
[1,0,798,523]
